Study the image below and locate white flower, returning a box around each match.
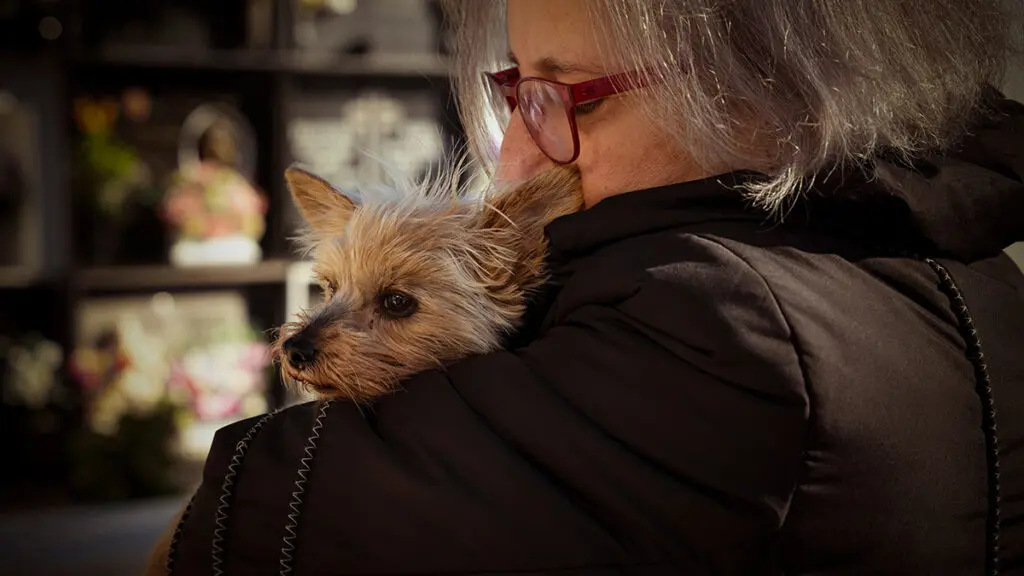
[4,340,64,410]
[90,387,129,436]
[177,341,268,420]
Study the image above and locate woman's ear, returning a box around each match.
[285,165,357,236]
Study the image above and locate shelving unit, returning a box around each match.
[73,259,303,291]
[0,0,464,509]
[72,46,452,78]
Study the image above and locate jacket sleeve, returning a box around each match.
[170,237,809,575]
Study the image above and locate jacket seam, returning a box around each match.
[209,409,283,575]
[279,400,333,575]
[691,233,814,527]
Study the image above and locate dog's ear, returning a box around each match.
[285,165,357,235]
[480,165,583,241]
[472,165,583,293]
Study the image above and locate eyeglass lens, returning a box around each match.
[486,74,577,164]
[519,79,575,163]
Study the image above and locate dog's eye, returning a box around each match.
[377,291,418,319]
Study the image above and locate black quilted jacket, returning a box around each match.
[167,95,1024,575]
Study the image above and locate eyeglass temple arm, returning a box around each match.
[570,70,649,103]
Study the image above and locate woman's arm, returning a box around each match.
[167,237,810,574]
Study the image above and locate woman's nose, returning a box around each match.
[494,111,553,183]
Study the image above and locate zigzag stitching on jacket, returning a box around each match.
[211,410,281,576]
[279,400,332,575]
[164,493,195,575]
[925,257,1002,576]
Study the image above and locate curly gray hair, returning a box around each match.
[442,0,1018,212]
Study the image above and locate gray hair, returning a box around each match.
[442,0,1018,212]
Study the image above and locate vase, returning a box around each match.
[168,235,262,267]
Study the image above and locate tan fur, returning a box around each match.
[275,164,583,403]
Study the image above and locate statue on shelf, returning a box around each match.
[161,103,267,268]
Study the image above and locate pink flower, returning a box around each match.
[228,189,258,213]
[205,216,234,237]
[163,188,206,225]
[239,343,272,370]
[194,394,242,421]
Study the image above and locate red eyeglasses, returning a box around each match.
[483,66,651,164]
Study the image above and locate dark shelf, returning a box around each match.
[0,266,44,289]
[0,0,464,512]
[71,47,451,79]
[73,259,310,292]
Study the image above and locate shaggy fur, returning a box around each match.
[274,163,583,403]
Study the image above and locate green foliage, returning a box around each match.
[73,133,160,221]
[79,134,137,183]
[69,400,182,502]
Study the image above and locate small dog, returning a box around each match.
[274,162,583,403]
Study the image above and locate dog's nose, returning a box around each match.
[283,334,318,368]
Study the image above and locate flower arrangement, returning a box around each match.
[161,113,268,267]
[168,337,270,422]
[166,324,272,459]
[72,97,159,219]
[162,160,267,243]
[160,160,268,267]
[70,317,173,437]
[1,334,65,410]
[71,95,160,263]
[66,321,179,501]
[67,303,273,500]
[170,322,271,415]
[2,334,75,506]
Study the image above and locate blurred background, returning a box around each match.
[0,0,461,574]
[0,1,1020,575]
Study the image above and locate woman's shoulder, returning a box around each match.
[550,213,933,335]
[548,221,802,338]
[535,223,810,405]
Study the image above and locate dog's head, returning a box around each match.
[274,163,582,402]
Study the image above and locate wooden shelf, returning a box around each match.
[73,259,316,292]
[72,47,451,79]
[0,1,466,509]
[0,266,43,288]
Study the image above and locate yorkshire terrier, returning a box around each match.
[273,162,583,403]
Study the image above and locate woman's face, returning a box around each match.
[497,0,710,207]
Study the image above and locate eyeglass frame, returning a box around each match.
[483,66,653,165]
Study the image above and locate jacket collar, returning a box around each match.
[545,170,767,264]
[544,90,1024,266]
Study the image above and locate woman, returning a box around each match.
[158,0,1024,574]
